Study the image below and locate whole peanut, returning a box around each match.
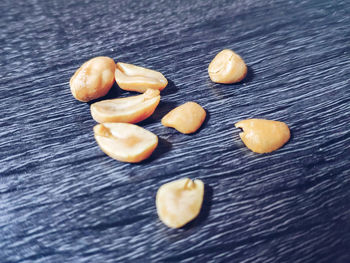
[70,56,116,102]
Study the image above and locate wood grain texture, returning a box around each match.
[1,0,350,262]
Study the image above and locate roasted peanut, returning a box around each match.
[93,123,158,163]
[90,89,160,124]
[70,56,116,102]
[161,102,206,134]
[208,49,247,84]
[156,178,204,228]
[115,62,167,93]
[235,119,290,153]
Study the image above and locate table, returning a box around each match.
[1,0,350,262]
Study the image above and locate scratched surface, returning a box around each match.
[1,0,350,262]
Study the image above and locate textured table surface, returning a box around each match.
[1,0,350,262]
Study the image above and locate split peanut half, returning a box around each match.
[115,62,168,93]
[70,56,116,102]
[161,102,206,134]
[93,123,158,163]
[156,178,204,228]
[235,119,290,153]
[90,89,160,123]
[208,49,247,84]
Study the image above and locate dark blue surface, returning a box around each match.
[1,0,350,262]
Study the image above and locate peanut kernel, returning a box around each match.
[90,89,160,124]
[70,56,116,102]
[94,123,158,163]
[156,178,204,228]
[161,102,206,134]
[115,62,167,93]
[235,119,290,153]
[208,49,247,84]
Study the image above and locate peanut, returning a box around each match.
[93,123,158,163]
[156,178,204,228]
[70,56,116,102]
[161,102,206,134]
[208,49,247,84]
[90,89,160,124]
[235,119,290,153]
[115,62,167,93]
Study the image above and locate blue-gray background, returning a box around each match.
[1,0,350,262]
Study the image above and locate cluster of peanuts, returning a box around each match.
[70,49,291,228]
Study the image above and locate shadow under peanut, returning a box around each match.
[161,79,179,96]
[87,82,121,105]
[240,65,254,84]
[150,100,178,121]
[138,137,172,164]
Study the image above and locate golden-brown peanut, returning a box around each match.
[115,62,167,93]
[208,49,247,84]
[70,56,116,102]
[93,123,158,163]
[90,89,160,124]
[161,102,206,134]
[156,178,204,228]
[235,119,290,153]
